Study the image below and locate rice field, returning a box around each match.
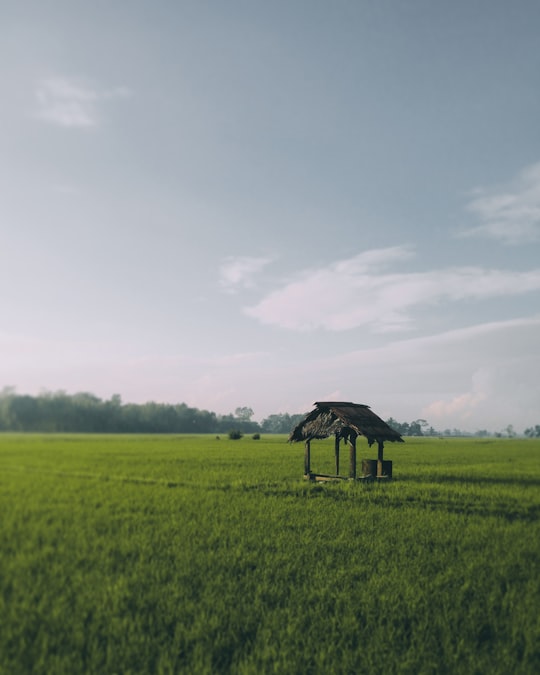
[1,433,539,674]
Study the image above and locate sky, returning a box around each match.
[2,0,540,432]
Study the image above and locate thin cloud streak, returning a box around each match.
[323,316,540,368]
[0,330,268,371]
[219,255,272,293]
[34,76,130,128]
[461,162,540,244]
[244,247,540,332]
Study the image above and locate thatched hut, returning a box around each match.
[289,401,404,481]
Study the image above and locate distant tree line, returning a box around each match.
[385,418,433,436]
[384,418,482,437]
[0,388,537,437]
[385,418,540,438]
[0,388,306,435]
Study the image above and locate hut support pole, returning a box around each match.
[304,440,311,476]
[349,432,357,479]
[377,441,384,478]
[334,433,340,475]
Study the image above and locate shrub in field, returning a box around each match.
[252,433,260,440]
[228,429,243,440]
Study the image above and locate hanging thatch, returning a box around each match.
[288,401,404,447]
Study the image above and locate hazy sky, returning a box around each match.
[2,0,540,431]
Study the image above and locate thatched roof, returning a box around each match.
[288,401,404,446]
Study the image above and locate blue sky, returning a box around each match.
[2,0,540,431]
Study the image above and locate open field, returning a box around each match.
[1,434,539,674]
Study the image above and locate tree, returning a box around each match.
[386,418,441,436]
[260,413,305,434]
[9,395,40,431]
[408,420,423,436]
[0,387,16,430]
[225,407,259,433]
[524,425,540,438]
[234,407,254,422]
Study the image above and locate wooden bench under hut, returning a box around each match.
[288,401,404,482]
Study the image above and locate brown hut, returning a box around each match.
[289,401,404,481]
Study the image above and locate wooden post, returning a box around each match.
[349,432,357,479]
[334,433,340,475]
[304,440,311,476]
[377,440,384,478]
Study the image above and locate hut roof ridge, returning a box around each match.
[314,401,370,407]
[289,400,404,445]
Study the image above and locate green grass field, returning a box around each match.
[1,434,539,674]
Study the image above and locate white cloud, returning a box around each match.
[34,76,130,128]
[461,162,540,244]
[302,316,540,430]
[422,391,486,422]
[219,255,272,293]
[415,320,540,430]
[244,246,540,332]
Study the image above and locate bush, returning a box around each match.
[252,433,260,440]
[228,429,243,440]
